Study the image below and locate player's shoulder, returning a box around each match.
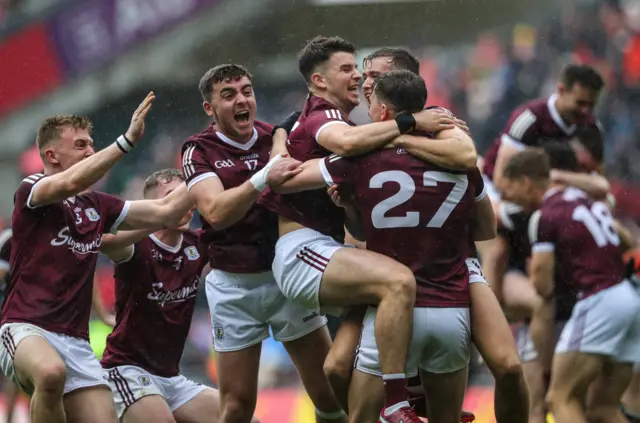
[254,120,274,136]
[18,173,45,190]
[305,96,345,120]
[507,97,547,124]
[182,124,217,150]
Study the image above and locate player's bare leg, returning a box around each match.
[622,367,640,422]
[469,282,529,423]
[347,370,385,423]
[319,248,416,413]
[172,387,260,423]
[323,307,367,413]
[12,336,66,423]
[521,359,547,423]
[586,361,634,423]
[122,395,176,423]
[63,386,118,423]
[284,326,347,423]
[545,352,603,423]
[502,271,540,320]
[420,366,468,423]
[216,344,261,423]
[475,238,508,304]
[2,376,19,423]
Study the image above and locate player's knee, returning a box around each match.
[382,267,415,303]
[544,389,563,413]
[222,395,256,423]
[492,349,523,380]
[323,352,352,384]
[33,360,66,395]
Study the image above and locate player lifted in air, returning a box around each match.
[262,36,479,423]
[501,149,640,423]
[0,94,194,423]
[182,64,345,423]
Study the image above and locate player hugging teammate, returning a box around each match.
[1,32,638,423]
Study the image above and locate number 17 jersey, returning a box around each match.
[321,148,486,307]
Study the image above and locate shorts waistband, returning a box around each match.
[207,268,275,286]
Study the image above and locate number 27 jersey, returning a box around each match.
[321,149,485,307]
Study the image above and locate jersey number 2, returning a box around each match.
[370,170,469,229]
[572,202,620,247]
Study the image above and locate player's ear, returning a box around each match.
[202,101,214,117]
[380,104,390,122]
[557,82,566,96]
[44,147,59,166]
[311,72,327,90]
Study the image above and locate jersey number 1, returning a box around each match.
[370,170,469,229]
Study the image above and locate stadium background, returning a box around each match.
[1,0,640,421]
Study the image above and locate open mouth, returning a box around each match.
[234,111,250,123]
[347,86,359,94]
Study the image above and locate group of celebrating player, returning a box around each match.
[0,33,638,423]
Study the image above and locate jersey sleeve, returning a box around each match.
[96,192,130,235]
[469,168,486,202]
[305,109,349,143]
[15,173,46,211]
[0,229,12,272]
[319,154,356,187]
[182,141,217,191]
[501,108,538,150]
[528,208,556,253]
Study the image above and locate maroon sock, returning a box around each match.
[382,375,408,408]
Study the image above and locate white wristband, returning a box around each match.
[250,154,282,192]
[115,135,133,153]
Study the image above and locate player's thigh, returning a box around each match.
[216,344,261,412]
[4,328,65,394]
[64,385,119,423]
[502,269,539,318]
[324,307,367,380]
[548,352,603,403]
[122,395,175,423]
[319,246,415,307]
[172,387,221,423]
[469,281,521,378]
[205,270,271,353]
[420,365,468,423]
[105,365,166,420]
[348,369,384,423]
[419,307,471,375]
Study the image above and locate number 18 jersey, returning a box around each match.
[320,148,486,307]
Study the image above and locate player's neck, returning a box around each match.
[152,229,183,249]
[213,123,254,144]
[311,91,353,119]
[553,96,574,125]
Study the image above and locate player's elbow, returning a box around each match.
[201,207,232,231]
[459,147,479,170]
[591,179,611,200]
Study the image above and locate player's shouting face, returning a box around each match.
[319,51,362,109]
[201,64,257,142]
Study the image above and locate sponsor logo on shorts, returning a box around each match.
[138,375,151,386]
[302,311,319,322]
[214,325,224,340]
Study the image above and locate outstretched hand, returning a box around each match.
[125,91,156,143]
[266,154,303,186]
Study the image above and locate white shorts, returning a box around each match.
[466,257,488,285]
[482,174,501,203]
[206,269,327,352]
[104,365,207,418]
[515,321,566,363]
[555,280,640,362]
[0,322,108,395]
[273,228,350,315]
[355,306,471,377]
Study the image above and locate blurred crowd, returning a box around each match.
[6,0,640,389]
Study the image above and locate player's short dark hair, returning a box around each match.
[36,115,93,155]
[298,36,356,83]
[503,149,551,181]
[143,168,185,199]
[573,125,604,163]
[363,47,420,75]
[199,64,253,102]
[373,70,427,114]
[540,141,579,172]
[560,64,604,91]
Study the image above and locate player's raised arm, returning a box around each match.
[271,111,301,159]
[29,92,155,208]
[118,183,193,231]
[550,169,610,199]
[392,124,478,170]
[316,108,454,157]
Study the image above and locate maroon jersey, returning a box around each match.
[483,95,601,179]
[2,174,128,339]
[321,149,486,307]
[181,121,279,273]
[529,187,624,300]
[260,95,355,241]
[0,228,11,275]
[101,231,206,377]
